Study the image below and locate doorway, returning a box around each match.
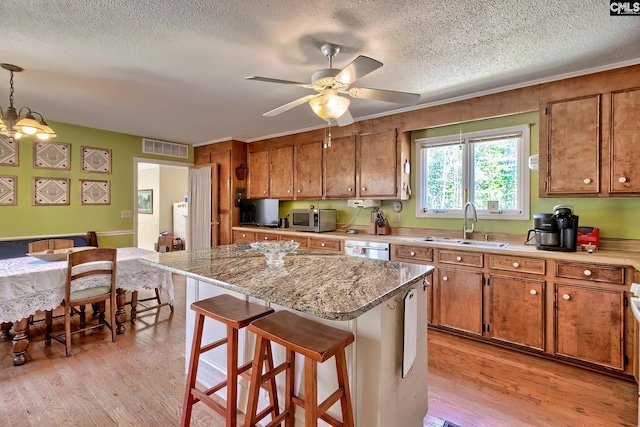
[134,158,190,250]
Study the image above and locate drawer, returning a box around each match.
[393,245,433,262]
[555,262,625,284]
[437,250,483,268]
[489,255,546,275]
[280,235,307,248]
[308,237,341,252]
[233,230,256,243]
[256,233,280,241]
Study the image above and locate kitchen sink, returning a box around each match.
[414,237,509,249]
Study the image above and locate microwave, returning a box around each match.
[289,209,337,233]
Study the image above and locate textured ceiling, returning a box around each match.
[1,1,639,145]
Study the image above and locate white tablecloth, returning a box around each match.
[0,247,174,323]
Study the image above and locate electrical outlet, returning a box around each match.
[121,210,133,218]
[487,201,499,212]
[394,213,401,222]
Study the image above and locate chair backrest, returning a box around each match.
[28,239,75,253]
[28,240,50,253]
[65,248,117,303]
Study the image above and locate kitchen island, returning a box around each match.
[140,244,433,427]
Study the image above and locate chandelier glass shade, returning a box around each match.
[0,64,56,141]
[308,89,350,121]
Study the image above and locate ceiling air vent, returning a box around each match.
[142,138,189,159]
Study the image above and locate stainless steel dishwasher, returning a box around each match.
[344,240,390,260]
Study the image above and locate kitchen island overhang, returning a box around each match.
[140,244,434,427]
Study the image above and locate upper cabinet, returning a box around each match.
[294,141,323,199]
[247,146,294,199]
[540,70,640,197]
[324,135,357,199]
[358,130,398,198]
[247,150,270,199]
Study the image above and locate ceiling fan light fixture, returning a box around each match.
[309,90,350,120]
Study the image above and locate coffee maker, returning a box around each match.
[527,205,579,252]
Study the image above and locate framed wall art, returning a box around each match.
[138,189,153,214]
[0,136,18,166]
[33,177,70,206]
[0,175,17,205]
[33,141,71,170]
[81,146,112,173]
[80,179,110,205]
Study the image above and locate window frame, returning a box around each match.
[415,124,530,220]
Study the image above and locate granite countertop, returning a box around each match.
[139,244,433,321]
[234,226,640,271]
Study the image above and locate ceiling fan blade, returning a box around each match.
[349,87,420,105]
[336,109,354,127]
[335,56,383,85]
[263,94,317,117]
[246,76,310,88]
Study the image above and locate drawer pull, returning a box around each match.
[442,276,449,282]
[583,269,592,276]
[321,243,326,247]
[456,256,462,262]
[512,262,520,268]
[264,236,269,240]
[562,294,571,300]
[242,233,246,237]
[530,289,537,295]
[619,176,627,183]
[410,251,416,256]
[583,178,591,184]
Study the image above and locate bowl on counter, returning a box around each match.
[250,240,300,266]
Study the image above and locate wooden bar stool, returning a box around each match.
[182,294,279,427]
[245,310,355,427]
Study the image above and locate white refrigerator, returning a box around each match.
[173,201,188,247]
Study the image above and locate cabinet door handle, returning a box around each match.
[410,251,416,256]
[287,190,291,193]
[530,289,537,295]
[348,187,352,192]
[442,276,449,282]
[512,262,520,268]
[562,294,571,300]
[583,178,591,184]
[321,243,326,247]
[297,189,301,193]
[583,269,592,276]
[619,177,627,183]
[456,256,462,262]
[362,187,367,191]
[263,190,267,194]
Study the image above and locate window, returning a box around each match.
[415,124,530,220]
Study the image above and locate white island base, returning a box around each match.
[185,277,428,427]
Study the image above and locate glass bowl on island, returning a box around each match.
[250,240,300,266]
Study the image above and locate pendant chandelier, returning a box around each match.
[0,64,56,141]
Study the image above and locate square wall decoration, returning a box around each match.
[81,146,111,173]
[0,175,17,205]
[33,141,71,170]
[33,177,70,206]
[80,179,110,205]
[0,136,18,166]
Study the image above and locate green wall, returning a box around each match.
[281,111,640,240]
[0,121,192,247]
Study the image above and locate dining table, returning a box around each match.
[0,247,174,366]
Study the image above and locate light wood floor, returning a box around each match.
[1,275,637,427]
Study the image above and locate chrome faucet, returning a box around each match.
[463,201,478,240]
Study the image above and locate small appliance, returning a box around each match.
[238,199,279,227]
[527,205,579,252]
[289,208,337,233]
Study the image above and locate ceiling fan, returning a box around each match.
[246,44,420,126]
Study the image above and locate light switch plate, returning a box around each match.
[487,201,499,212]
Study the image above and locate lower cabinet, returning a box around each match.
[438,268,483,336]
[555,283,625,371]
[488,275,545,351]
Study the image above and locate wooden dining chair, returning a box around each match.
[28,239,74,253]
[45,248,117,357]
[28,240,50,253]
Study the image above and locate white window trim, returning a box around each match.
[415,124,530,221]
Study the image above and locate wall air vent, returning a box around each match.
[142,138,189,159]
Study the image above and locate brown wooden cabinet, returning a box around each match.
[438,267,483,336]
[294,141,323,199]
[488,275,545,351]
[324,135,357,199]
[610,87,640,194]
[555,283,625,371]
[247,150,270,199]
[357,129,398,198]
[233,230,256,243]
[307,237,341,252]
[392,244,434,324]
